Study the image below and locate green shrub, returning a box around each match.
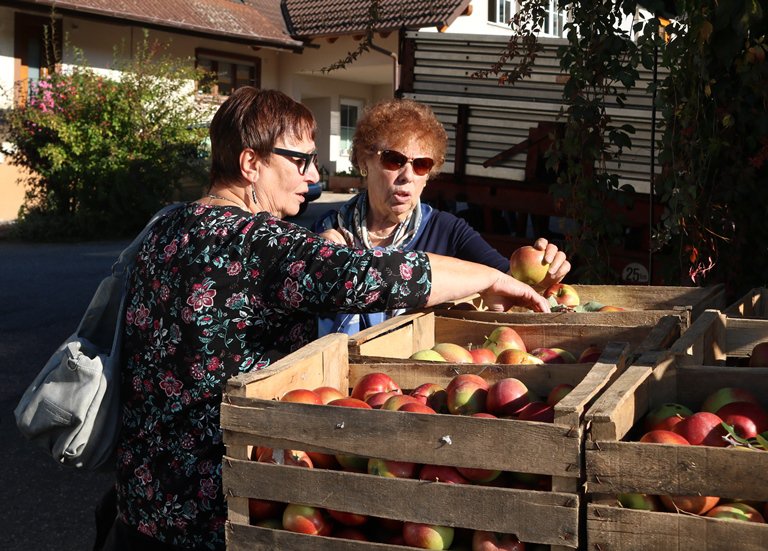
[2,33,210,240]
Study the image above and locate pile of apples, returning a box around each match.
[246,371,571,549]
[507,246,626,312]
[408,324,602,365]
[620,385,768,522]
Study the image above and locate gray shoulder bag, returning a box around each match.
[14,203,184,469]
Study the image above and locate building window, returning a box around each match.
[14,13,62,104]
[488,0,513,25]
[339,99,363,159]
[195,49,261,96]
[488,1,567,37]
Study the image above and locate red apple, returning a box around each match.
[254,517,282,529]
[516,401,554,423]
[282,503,331,535]
[368,457,418,479]
[403,522,455,550]
[530,347,577,364]
[249,498,285,521]
[446,374,489,415]
[280,388,323,404]
[432,342,474,363]
[715,401,768,438]
[469,347,498,364]
[256,447,314,468]
[700,387,761,414]
[305,450,339,470]
[672,411,729,447]
[639,429,690,445]
[546,383,575,406]
[508,245,550,286]
[644,402,693,432]
[327,397,373,472]
[333,526,369,540]
[577,344,603,363]
[660,495,720,515]
[419,464,469,484]
[618,493,661,511]
[410,349,449,361]
[495,349,543,365]
[399,402,437,414]
[410,382,449,413]
[706,502,765,522]
[326,508,368,527]
[483,326,527,355]
[314,385,345,404]
[366,390,401,409]
[543,282,580,307]
[471,530,525,551]
[486,377,530,416]
[598,305,626,311]
[328,397,372,409]
[351,372,401,402]
[381,394,421,411]
[749,342,768,367]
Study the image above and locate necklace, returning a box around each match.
[207,193,245,209]
[367,227,397,240]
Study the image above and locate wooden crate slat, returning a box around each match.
[585,442,768,501]
[226,522,408,551]
[587,504,768,551]
[724,287,768,318]
[224,459,579,546]
[222,398,579,475]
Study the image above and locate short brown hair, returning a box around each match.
[209,87,316,185]
[351,98,447,178]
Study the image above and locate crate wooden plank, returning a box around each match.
[587,504,768,551]
[725,287,768,319]
[221,396,579,476]
[223,459,579,546]
[585,442,768,500]
[226,523,407,551]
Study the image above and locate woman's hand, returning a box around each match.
[531,238,571,290]
[319,228,347,245]
[481,273,551,313]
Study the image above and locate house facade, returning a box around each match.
[0,0,476,222]
[0,0,643,222]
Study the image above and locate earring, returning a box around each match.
[250,182,259,206]
[360,168,368,178]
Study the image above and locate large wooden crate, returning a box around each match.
[663,309,768,367]
[584,352,768,551]
[725,287,768,319]
[348,311,685,363]
[432,284,724,325]
[221,332,635,550]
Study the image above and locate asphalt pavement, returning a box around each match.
[0,192,350,550]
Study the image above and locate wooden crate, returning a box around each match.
[584,352,768,550]
[725,287,768,319]
[348,311,685,363]
[663,309,768,367]
[221,333,633,550]
[431,284,724,325]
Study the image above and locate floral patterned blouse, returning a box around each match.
[116,203,431,549]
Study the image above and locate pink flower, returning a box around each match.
[187,279,216,311]
[159,371,183,397]
[227,261,242,276]
[288,260,306,277]
[400,263,413,280]
[278,278,303,308]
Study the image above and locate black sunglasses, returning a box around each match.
[272,147,318,175]
[376,149,435,176]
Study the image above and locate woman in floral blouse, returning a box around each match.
[102,87,549,551]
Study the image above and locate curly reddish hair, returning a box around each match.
[351,98,447,178]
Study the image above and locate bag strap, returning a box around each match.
[111,203,185,277]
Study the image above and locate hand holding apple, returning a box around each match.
[508,239,570,290]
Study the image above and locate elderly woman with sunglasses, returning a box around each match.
[99,87,551,551]
[314,98,570,336]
